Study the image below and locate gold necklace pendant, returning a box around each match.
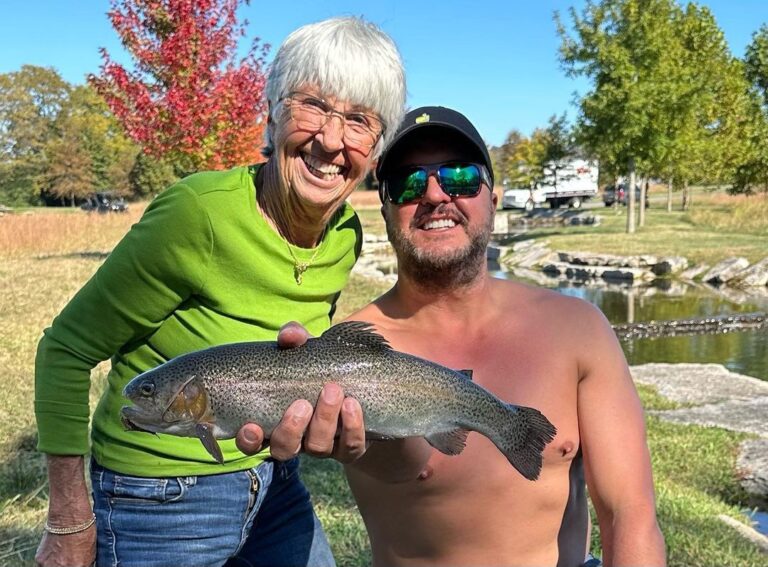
[286,236,324,285]
[293,261,309,285]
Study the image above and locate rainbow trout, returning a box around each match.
[121,322,556,480]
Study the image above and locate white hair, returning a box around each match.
[262,17,406,159]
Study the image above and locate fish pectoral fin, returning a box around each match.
[195,422,224,464]
[425,429,470,456]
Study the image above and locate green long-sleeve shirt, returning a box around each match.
[35,165,362,476]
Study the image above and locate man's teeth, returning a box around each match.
[423,219,456,230]
[303,155,342,179]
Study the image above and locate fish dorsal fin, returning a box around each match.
[458,369,473,380]
[320,321,392,351]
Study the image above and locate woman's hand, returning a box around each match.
[236,322,368,464]
[35,455,96,567]
[35,529,96,567]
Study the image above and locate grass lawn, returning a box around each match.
[0,191,766,565]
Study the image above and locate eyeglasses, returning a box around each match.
[383,162,490,205]
[283,92,385,152]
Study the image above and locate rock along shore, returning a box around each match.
[631,363,768,547]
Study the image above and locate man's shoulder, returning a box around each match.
[344,299,389,328]
[490,277,606,326]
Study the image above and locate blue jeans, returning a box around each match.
[90,458,336,567]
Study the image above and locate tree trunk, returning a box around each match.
[626,157,636,234]
[682,181,690,211]
[666,178,673,212]
[638,177,647,227]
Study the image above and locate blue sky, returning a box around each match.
[1,0,765,146]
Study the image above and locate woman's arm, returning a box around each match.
[35,456,96,567]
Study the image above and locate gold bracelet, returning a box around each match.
[44,513,96,535]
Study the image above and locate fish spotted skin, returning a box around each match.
[121,322,557,480]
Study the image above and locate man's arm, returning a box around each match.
[575,304,666,566]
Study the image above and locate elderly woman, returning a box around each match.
[34,17,405,567]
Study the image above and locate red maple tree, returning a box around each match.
[90,0,269,172]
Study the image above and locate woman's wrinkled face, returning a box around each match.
[273,85,378,213]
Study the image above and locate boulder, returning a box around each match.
[542,263,566,276]
[558,252,658,268]
[737,439,768,506]
[731,257,768,287]
[486,244,512,261]
[702,257,750,284]
[506,242,554,268]
[652,256,689,276]
[493,213,510,234]
[680,263,710,281]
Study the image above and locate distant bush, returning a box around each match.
[686,193,768,235]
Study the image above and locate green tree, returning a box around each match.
[129,151,178,198]
[45,134,97,206]
[0,65,69,205]
[492,129,526,187]
[662,5,753,206]
[45,84,140,203]
[557,0,684,232]
[541,113,574,165]
[494,117,578,191]
[745,24,768,103]
[735,24,768,193]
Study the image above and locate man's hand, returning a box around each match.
[235,322,368,464]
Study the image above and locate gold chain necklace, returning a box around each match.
[286,230,326,285]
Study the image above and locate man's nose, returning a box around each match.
[421,175,450,204]
[316,114,345,152]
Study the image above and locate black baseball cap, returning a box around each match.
[376,106,494,203]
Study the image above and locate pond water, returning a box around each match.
[492,270,768,382]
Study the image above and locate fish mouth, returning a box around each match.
[120,406,159,434]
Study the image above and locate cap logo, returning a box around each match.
[415,113,430,124]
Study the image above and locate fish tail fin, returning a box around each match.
[492,405,557,481]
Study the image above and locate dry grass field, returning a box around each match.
[0,206,147,562]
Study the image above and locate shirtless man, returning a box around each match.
[238,106,666,566]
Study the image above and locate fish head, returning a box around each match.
[121,364,211,436]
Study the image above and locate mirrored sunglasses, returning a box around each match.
[383,162,489,205]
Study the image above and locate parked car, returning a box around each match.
[602,184,648,208]
[81,192,128,214]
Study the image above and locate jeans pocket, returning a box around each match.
[106,472,192,505]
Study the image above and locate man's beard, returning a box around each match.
[386,208,492,291]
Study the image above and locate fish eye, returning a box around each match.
[139,380,155,396]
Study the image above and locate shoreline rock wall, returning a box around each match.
[493,239,768,293]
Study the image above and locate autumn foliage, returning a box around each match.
[90,0,269,172]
